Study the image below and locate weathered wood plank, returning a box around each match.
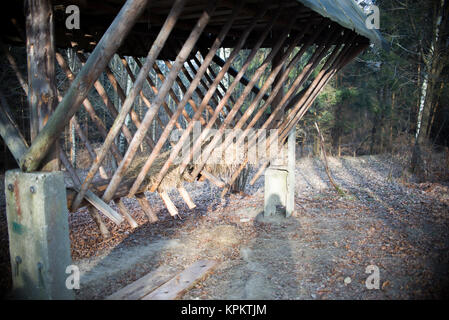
[159,191,179,217]
[117,199,139,228]
[59,148,124,225]
[177,186,196,209]
[106,265,178,300]
[141,260,217,300]
[136,194,159,223]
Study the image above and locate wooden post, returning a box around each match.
[20,0,150,172]
[25,0,59,171]
[177,186,196,209]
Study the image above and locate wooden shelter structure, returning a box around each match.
[1,0,384,235]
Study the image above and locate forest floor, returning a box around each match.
[1,155,449,299]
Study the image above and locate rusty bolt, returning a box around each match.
[7,184,13,191]
[30,186,36,194]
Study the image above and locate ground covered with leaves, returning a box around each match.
[1,155,448,299]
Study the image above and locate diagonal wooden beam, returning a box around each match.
[175,5,286,183]
[20,0,150,172]
[101,0,216,203]
[152,61,193,125]
[211,54,270,102]
[132,57,187,130]
[55,51,123,162]
[76,52,156,149]
[183,59,223,126]
[118,55,169,137]
[0,92,29,164]
[143,2,268,194]
[71,0,187,211]
[128,0,249,197]
[186,12,302,181]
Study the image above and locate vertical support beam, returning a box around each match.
[5,170,74,299]
[286,126,296,217]
[25,0,59,171]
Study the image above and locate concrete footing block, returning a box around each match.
[264,127,296,217]
[5,169,74,300]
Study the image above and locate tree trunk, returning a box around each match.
[25,0,59,171]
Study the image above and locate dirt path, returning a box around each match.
[1,155,448,299]
[69,155,449,300]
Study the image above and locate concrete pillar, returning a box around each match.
[264,167,288,216]
[264,127,296,217]
[5,170,74,299]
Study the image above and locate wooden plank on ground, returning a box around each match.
[106,265,178,300]
[141,260,217,300]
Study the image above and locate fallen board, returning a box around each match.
[142,260,217,300]
[106,265,179,300]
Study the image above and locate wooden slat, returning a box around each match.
[117,199,139,228]
[145,3,267,194]
[142,260,217,300]
[177,186,196,209]
[100,0,214,203]
[159,191,179,217]
[180,7,285,182]
[106,265,178,300]
[136,194,159,223]
[71,0,187,211]
[59,148,124,225]
[59,148,111,238]
[200,170,226,188]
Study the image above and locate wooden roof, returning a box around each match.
[0,0,373,59]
